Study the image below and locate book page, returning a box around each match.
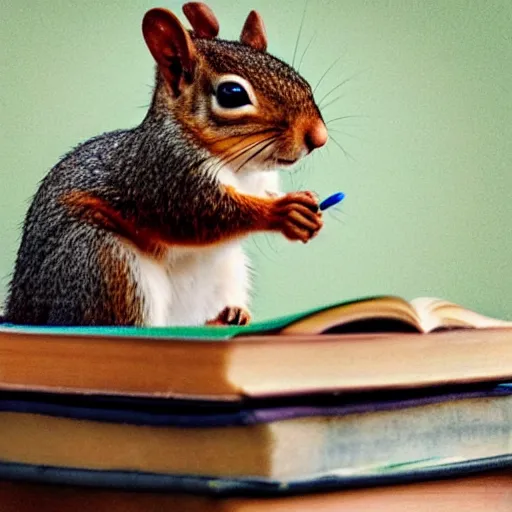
[410,297,512,331]
[280,296,423,334]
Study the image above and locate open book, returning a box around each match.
[273,295,512,335]
[1,295,508,339]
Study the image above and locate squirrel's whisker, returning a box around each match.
[312,56,341,95]
[208,128,278,148]
[206,135,278,178]
[329,134,354,162]
[212,137,278,178]
[297,32,316,73]
[234,138,279,173]
[205,138,260,170]
[328,127,363,141]
[291,0,309,68]
[209,129,280,158]
[202,134,280,178]
[317,77,353,108]
[217,134,279,170]
[200,135,267,170]
[319,92,347,112]
[325,115,367,125]
[317,69,367,108]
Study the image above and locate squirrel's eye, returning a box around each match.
[215,82,251,109]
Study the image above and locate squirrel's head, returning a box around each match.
[142,2,328,171]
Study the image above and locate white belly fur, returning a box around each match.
[126,168,281,326]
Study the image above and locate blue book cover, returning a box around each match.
[0,383,509,427]
[0,455,510,497]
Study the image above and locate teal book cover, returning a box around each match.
[0,296,387,340]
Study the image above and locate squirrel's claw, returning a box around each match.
[206,306,251,326]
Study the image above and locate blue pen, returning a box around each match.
[319,192,345,211]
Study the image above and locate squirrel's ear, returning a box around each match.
[182,2,219,39]
[142,8,196,97]
[240,11,267,52]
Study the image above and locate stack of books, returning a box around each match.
[0,295,511,511]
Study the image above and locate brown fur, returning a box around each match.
[60,191,166,257]
[98,245,144,326]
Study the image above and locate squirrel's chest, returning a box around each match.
[125,243,249,327]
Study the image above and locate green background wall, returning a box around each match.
[1,0,511,321]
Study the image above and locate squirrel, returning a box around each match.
[5,2,328,327]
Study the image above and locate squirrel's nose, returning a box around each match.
[304,120,328,153]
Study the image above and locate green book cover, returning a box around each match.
[0,296,388,340]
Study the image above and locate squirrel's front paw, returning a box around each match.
[206,306,251,326]
[269,191,323,243]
